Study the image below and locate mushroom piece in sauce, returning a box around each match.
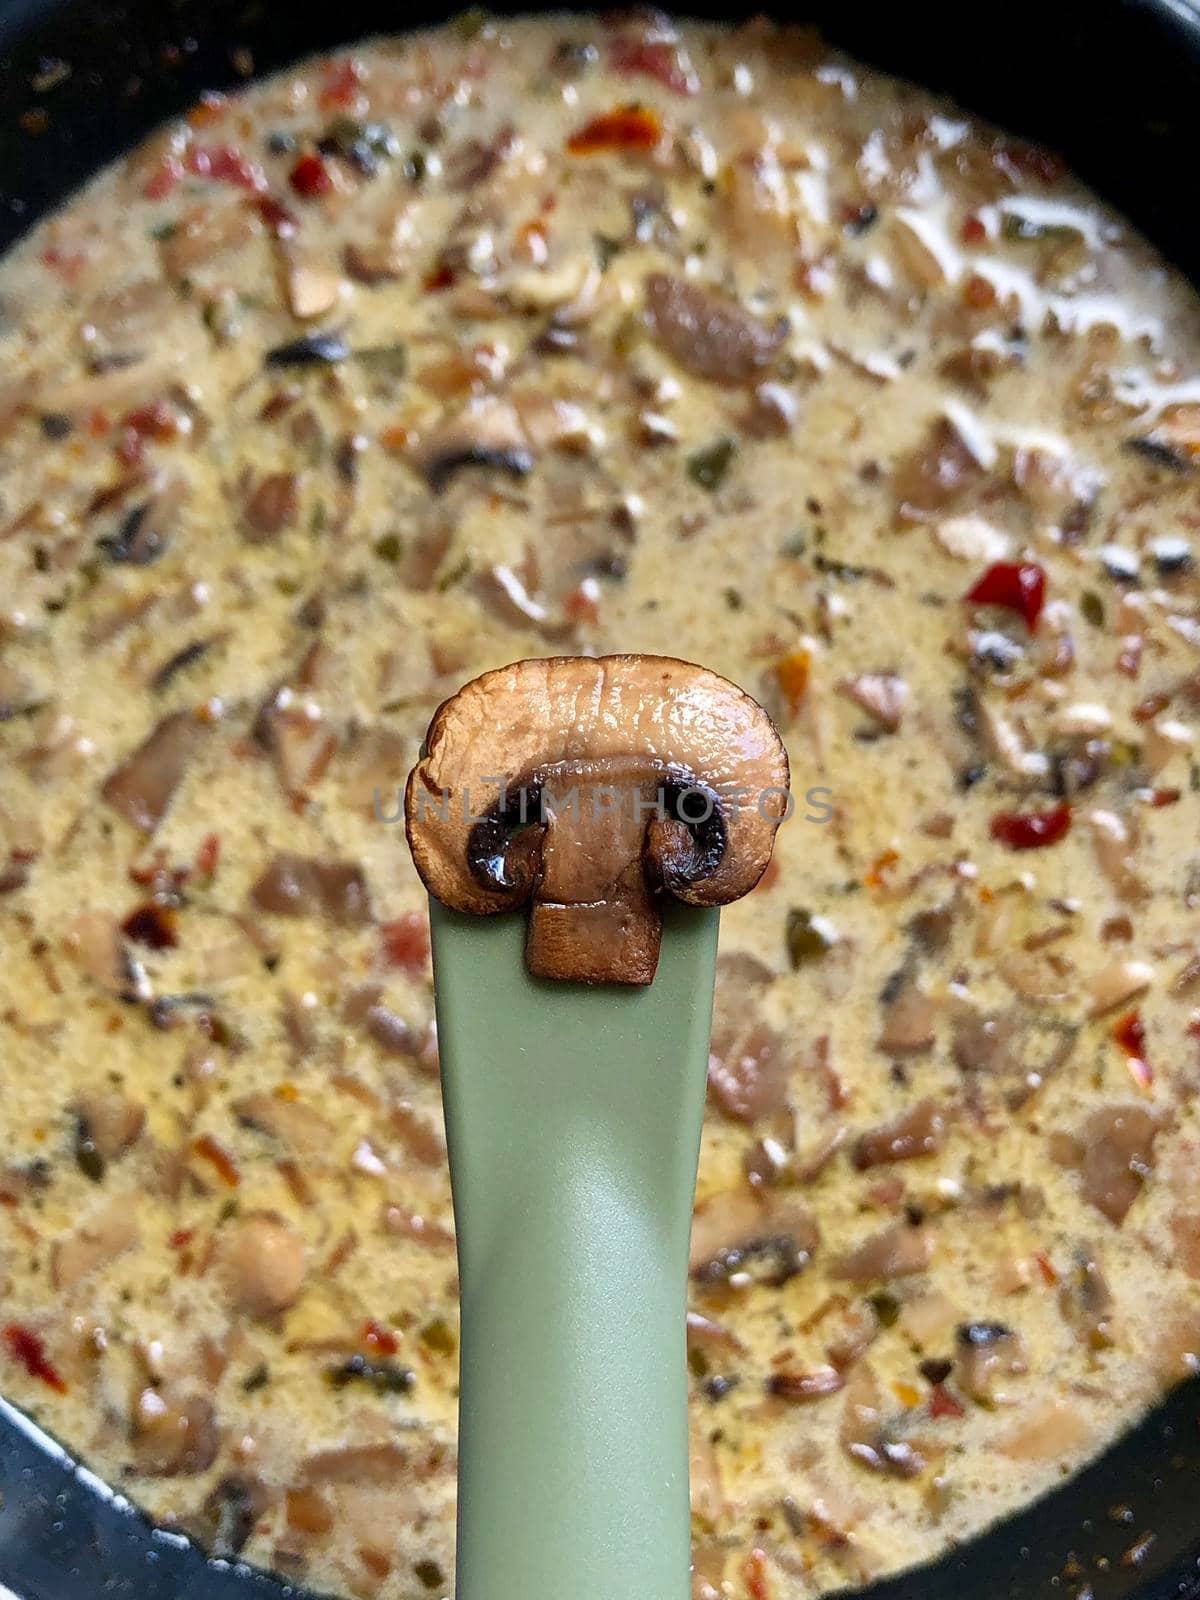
[955,1322,1028,1404]
[101,711,210,834]
[220,1211,307,1321]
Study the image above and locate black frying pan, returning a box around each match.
[0,1,1198,1596]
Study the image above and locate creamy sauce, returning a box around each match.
[2,14,1200,1599]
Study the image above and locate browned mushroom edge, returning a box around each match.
[404,654,790,984]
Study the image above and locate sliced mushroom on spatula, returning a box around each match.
[405,654,789,983]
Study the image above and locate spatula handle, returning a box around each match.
[432,900,718,1600]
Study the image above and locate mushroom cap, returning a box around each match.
[406,654,789,917]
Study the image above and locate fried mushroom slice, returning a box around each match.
[405,655,789,983]
[644,274,788,385]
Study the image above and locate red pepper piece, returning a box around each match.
[289,153,334,199]
[363,1319,399,1356]
[122,402,174,438]
[1112,1008,1152,1091]
[319,57,365,110]
[929,1385,965,1419]
[609,38,698,95]
[989,803,1072,850]
[380,912,431,974]
[186,143,266,193]
[40,245,87,281]
[128,851,188,891]
[964,561,1046,630]
[129,855,165,887]
[115,433,145,469]
[567,105,663,155]
[122,401,177,441]
[115,399,179,466]
[563,579,601,625]
[255,195,298,238]
[743,1549,771,1600]
[195,832,221,880]
[122,903,179,950]
[423,263,457,292]
[143,156,184,200]
[193,1133,240,1187]
[4,1324,67,1392]
[188,90,228,128]
[864,846,899,887]
[1034,1250,1059,1286]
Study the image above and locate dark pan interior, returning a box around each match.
[1,1,1199,1596]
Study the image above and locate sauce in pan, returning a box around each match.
[2,13,1200,1598]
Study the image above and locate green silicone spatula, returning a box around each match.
[432,897,717,1600]
[406,654,789,1600]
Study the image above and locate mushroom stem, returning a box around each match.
[527,773,696,983]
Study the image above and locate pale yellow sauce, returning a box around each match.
[2,15,1200,1600]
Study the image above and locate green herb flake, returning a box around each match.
[785,907,837,969]
[451,6,490,38]
[419,1318,457,1356]
[355,343,408,378]
[594,233,622,271]
[75,1134,105,1184]
[1000,212,1080,244]
[150,220,179,242]
[374,533,403,563]
[327,1354,416,1395]
[1080,590,1105,627]
[814,553,869,581]
[687,436,736,493]
[360,119,401,156]
[437,554,472,592]
[723,587,743,612]
[2,697,48,721]
[242,1363,270,1393]
[202,297,240,342]
[414,1559,445,1591]
[611,313,642,359]
[868,1290,900,1328]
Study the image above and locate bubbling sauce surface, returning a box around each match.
[2,14,1200,1598]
